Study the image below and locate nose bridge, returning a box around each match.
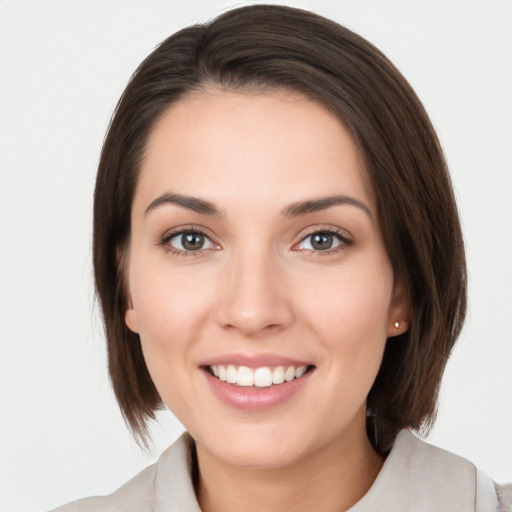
[217,240,293,336]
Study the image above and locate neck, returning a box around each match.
[195,419,384,512]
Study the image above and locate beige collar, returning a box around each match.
[154,430,486,512]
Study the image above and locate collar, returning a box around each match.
[348,429,476,511]
[154,432,202,512]
[153,430,477,512]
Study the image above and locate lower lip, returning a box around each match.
[202,368,313,411]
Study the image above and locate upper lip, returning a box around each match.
[199,352,313,369]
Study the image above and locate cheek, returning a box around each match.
[132,275,204,417]
[297,260,393,375]
[302,263,392,335]
[130,258,214,337]
[127,258,224,404]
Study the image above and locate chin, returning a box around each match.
[190,420,297,466]
[192,417,341,471]
[217,438,306,469]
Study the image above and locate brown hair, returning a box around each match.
[93,4,466,451]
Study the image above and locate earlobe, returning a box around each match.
[388,319,408,337]
[388,278,411,338]
[117,244,139,333]
[125,306,139,334]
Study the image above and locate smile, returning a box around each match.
[208,364,309,387]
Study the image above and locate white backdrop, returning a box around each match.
[0,1,511,511]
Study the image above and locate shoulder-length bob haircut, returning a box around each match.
[93,4,466,451]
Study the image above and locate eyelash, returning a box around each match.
[295,226,353,256]
[159,226,215,258]
[158,225,353,257]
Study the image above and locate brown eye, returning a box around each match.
[182,233,205,250]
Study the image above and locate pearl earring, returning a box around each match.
[394,321,400,329]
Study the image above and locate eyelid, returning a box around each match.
[159,225,221,255]
[293,225,353,253]
[157,224,352,256]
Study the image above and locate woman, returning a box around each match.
[52,5,510,511]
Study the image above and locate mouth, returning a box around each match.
[204,364,314,388]
[200,356,315,410]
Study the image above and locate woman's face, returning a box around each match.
[125,89,408,469]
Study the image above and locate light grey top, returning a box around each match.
[51,430,511,512]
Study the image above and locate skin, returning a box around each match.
[124,89,409,512]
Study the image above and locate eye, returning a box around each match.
[297,230,350,252]
[166,231,215,252]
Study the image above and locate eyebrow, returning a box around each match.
[145,193,222,217]
[144,192,372,220]
[282,195,373,220]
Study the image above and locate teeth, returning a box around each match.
[254,367,272,387]
[272,366,285,384]
[237,366,254,386]
[284,366,295,382]
[209,364,309,387]
[295,366,307,378]
[226,365,237,384]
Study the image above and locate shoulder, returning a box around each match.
[50,463,156,512]
[478,468,512,512]
[398,430,512,511]
[50,432,199,512]
[495,481,512,512]
[351,429,511,512]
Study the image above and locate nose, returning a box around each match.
[216,247,294,338]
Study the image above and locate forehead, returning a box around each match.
[135,89,375,214]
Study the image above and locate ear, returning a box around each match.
[125,304,139,334]
[387,277,410,338]
[117,244,139,334]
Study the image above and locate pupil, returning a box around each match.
[312,233,333,250]
[182,233,204,250]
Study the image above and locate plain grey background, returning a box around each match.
[0,1,511,511]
